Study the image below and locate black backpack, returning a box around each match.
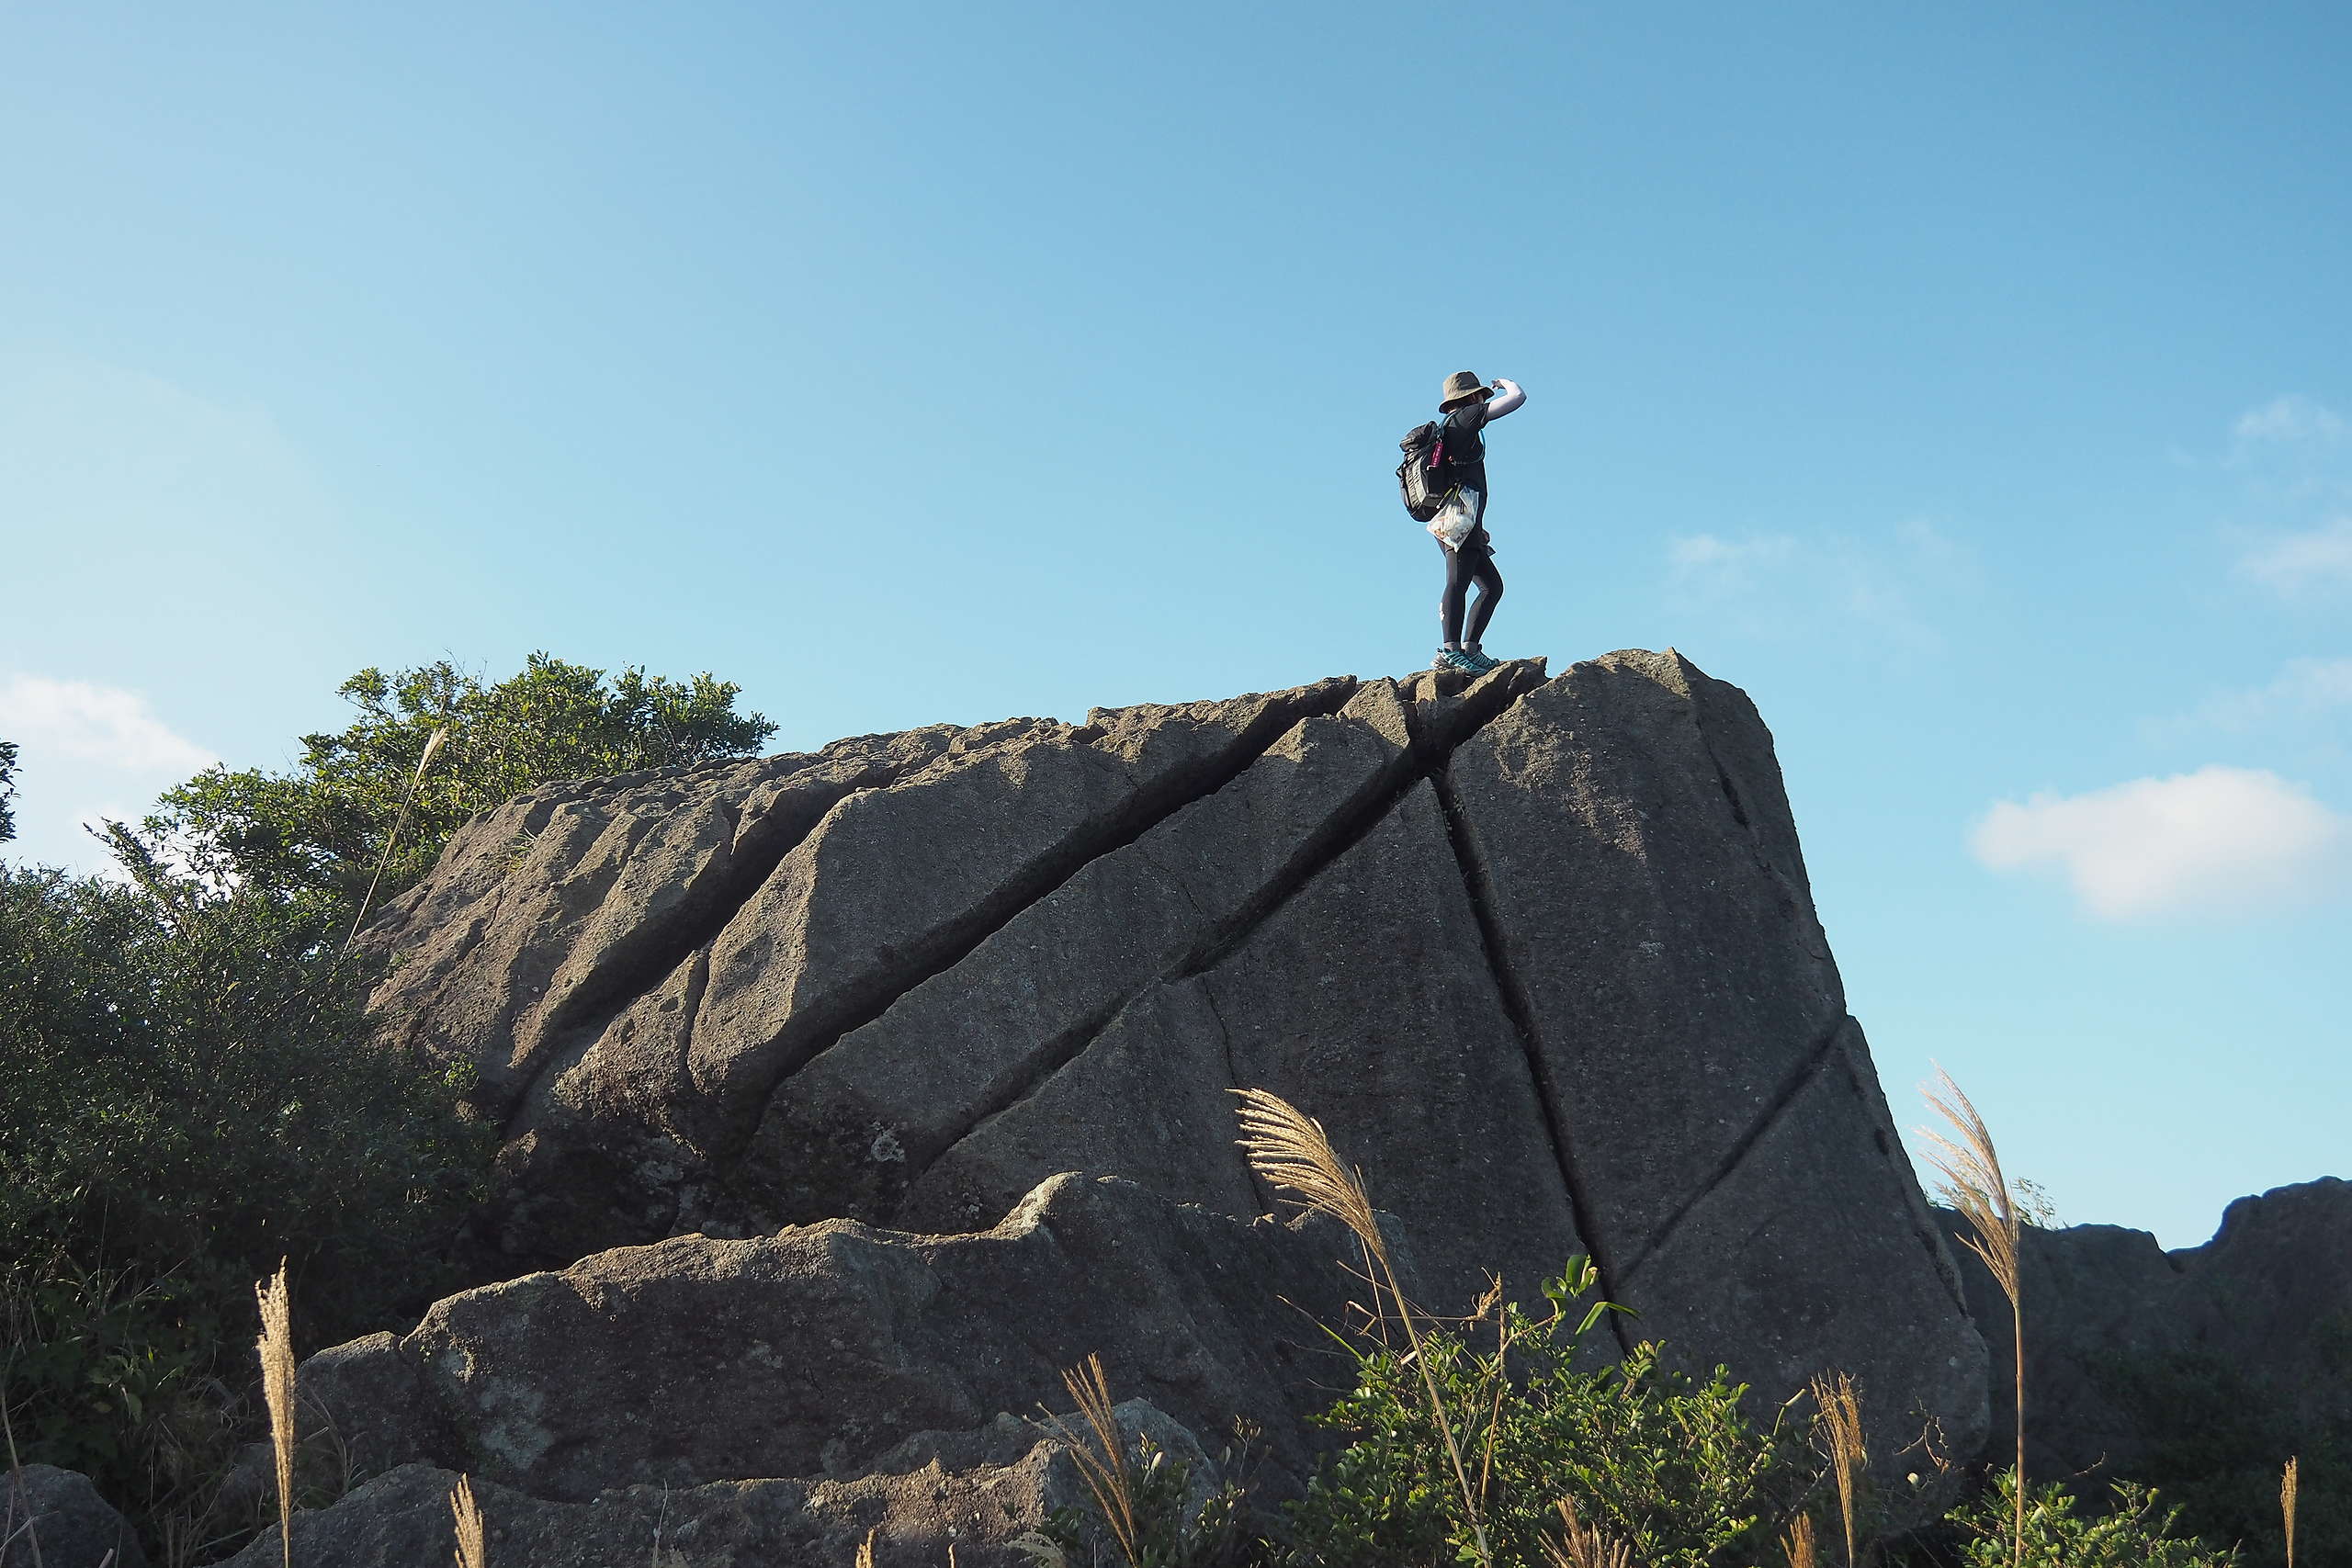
[1396,413,1460,521]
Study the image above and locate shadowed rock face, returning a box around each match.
[315,649,1988,1555]
[1946,1176,2352,1486]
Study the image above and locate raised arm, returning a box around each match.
[1482,378,1526,421]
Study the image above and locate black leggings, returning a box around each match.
[1440,539,1504,647]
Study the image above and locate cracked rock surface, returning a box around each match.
[310,649,1988,1556]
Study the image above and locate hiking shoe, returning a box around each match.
[1460,648,1503,672]
[1431,649,1483,674]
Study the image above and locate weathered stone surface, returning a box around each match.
[274,1175,1358,1509]
[223,1403,1212,1568]
[332,649,2000,1550]
[0,1463,149,1568]
[1947,1176,2352,1485]
[1440,649,1984,1462]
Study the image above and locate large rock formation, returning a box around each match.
[276,649,1986,1558]
[1948,1177,2352,1488]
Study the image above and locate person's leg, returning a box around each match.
[1438,539,1473,649]
[1464,553,1505,648]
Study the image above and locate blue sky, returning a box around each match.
[4,3,2346,1248]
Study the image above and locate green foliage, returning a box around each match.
[1947,1470,2239,1566]
[1028,1434,1256,1568]
[0,863,494,1554]
[144,653,775,907]
[2093,1341,2351,1566]
[0,736,17,843]
[1282,1268,1810,1567]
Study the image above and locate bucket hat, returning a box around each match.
[1439,370,1494,411]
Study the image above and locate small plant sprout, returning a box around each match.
[1231,1087,1493,1567]
[450,1474,487,1568]
[255,1260,296,1568]
[1808,1371,1866,1566]
[1917,1066,2024,1568]
[2282,1454,2299,1568]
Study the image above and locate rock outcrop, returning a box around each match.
[296,649,1987,1555]
[2,1463,150,1568]
[1946,1176,2352,1486]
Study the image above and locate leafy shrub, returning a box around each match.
[142,653,775,907]
[1945,1470,2239,1566]
[1282,1266,1811,1568]
[0,863,493,1557]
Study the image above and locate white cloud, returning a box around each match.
[1972,766,2350,920]
[2235,518,2352,597]
[0,675,217,774]
[2233,395,2348,448]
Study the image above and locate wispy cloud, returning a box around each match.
[2233,394,2348,450]
[0,675,217,774]
[1972,765,2349,920]
[1664,519,1968,653]
[2165,656,2352,735]
[2235,517,2352,598]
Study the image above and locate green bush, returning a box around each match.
[0,863,494,1557]
[1281,1267,1811,1567]
[143,653,775,907]
[1945,1470,2239,1566]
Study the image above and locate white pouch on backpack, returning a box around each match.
[1427,487,1484,550]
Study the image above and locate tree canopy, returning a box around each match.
[0,737,18,844]
[144,653,775,908]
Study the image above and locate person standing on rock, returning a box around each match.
[1425,369,1524,674]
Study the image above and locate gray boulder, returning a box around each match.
[339,649,1990,1550]
[225,1402,1212,1568]
[1,1464,148,1568]
[1945,1176,2352,1485]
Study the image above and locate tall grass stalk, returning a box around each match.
[1918,1066,2023,1568]
[344,722,450,950]
[2282,1455,2299,1568]
[1049,1355,1144,1566]
[1808,1371,1865,1566]
[254,1261,296,1568]
[450,1474,486,1568]
[1231,1087,1492,1568]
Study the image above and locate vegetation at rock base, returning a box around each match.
[0,652,774,1565]
[2089,1338,2352,1567]
[1279,1273,1810,1567]
[139,653,775,908]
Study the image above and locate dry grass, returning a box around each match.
[450,1474,486,1568]
[345,721,451,949]
[1781,1511,1818,1568]
[1231,1087,1493,1567]
[1047,1355,1145,1566]
[1808,1371,1865,1566]
[254,1261,295,1568]
[1543,1498,1631,1568]
[2283,1455,2300,1568]
[1918,1066,2023,1568]
[854,1525,877,1568]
